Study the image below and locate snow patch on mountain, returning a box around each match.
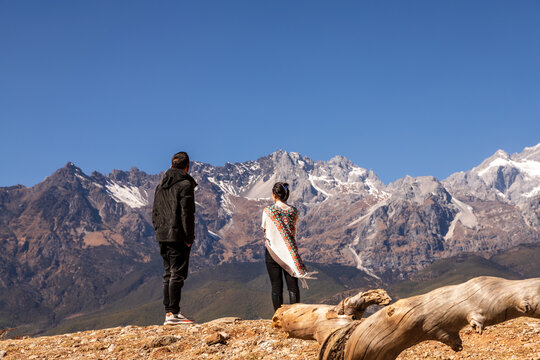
[348,244,380,280]
[523,143,540,152]
[348,199,388,227]
[478,158,540,179]
[308,174,331,197]
[220,194,235,216]
[207,177,239,196]
[308,164,384,198]
[242,175,275,200]
[523,186,540,198]
[106,182,148,208]
[444,197,477,241]
[365,178,379,195]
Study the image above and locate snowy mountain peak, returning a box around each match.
[444,143,540,203]
[477,147,540,182]
[62,161,85,174]
[494,149,510,159]
[189,151,385,206]
[327,155,353,166]
[523,142,540,152]
[519,142,540,161]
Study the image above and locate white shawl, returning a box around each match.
[262,201,317,288]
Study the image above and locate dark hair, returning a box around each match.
[272,182,290,202]
[171,151,190,170]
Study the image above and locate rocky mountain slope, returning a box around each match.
[0,317,538,360]
[0,144,539,333]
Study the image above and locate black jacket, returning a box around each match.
[152,168,197,244]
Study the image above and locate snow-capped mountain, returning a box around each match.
[1,144,539,332]
[444,143,540,203]
[192,150,385,203]
[188,150,387,264]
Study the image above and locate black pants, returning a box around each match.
[160,241,191,314]
[265,248,300,311]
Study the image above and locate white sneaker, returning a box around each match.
[164,312,194,325]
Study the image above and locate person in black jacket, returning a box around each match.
[152,151,197,325]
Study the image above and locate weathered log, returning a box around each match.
[275,276,540,360]
[272,289,391,343]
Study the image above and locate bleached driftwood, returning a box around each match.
[273,276,540,360]
[272,289,392,343]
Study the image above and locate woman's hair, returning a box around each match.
[272,182,290,202]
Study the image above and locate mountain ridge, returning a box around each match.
[0,143,539,334]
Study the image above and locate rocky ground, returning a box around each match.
[0,317,538,359]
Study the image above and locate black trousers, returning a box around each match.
[160,241,191,314]
[265,248,300,311]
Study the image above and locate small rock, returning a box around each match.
[152,347,171,355]
[143,335,179,349]
[205,332,227,345]
[0,351,6,359]
[205,317,242,325]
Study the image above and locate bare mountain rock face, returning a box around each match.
[0,164,162,330]
[0,144,539,333]
[347,176,459,280]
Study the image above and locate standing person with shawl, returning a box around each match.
[261,182,317,311]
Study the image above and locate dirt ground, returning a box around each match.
[0,317,538,359]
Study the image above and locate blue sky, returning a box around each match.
[1,1,539,186]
